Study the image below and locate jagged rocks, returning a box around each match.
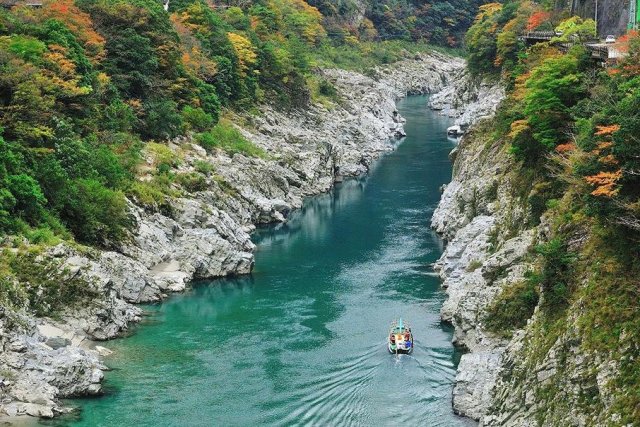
[430,76,518,421]
[429,69,505,129]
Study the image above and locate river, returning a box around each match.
[52,95,472,426]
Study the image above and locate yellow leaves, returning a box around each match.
[585,170,622,197]
[96,72,110,87]
[509,119,530,139]
[174,3,213,38]
[227,32,257,75]
[475,3,502,22]
[344,35,359,47]
[267,0,326,44]
[359,18,378,42]
[127,99,143,114]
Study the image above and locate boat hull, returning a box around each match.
[388,343,413,354]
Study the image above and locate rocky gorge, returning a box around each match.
[0,51,466,421]
[430,65,632,425]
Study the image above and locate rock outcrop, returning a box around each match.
[429,76,521,421]
[0,52,465,420]
[429,69,504,129]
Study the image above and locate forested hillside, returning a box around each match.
[455,1,640,422]
[0,0,460,253]
[309,0,486,46]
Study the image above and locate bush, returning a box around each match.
[8,252,99,316]
[197,119,266,158]
[194,160,214,175]
[536,238,575,308]
[485,275,540,336]
[25,227,60,245]
[141,99,184,140]
[61,179,130,245]
[175,172,208,192]
[7,174,47,225]
[182,106,215,132]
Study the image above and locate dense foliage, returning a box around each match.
[0,0,477,248]
[466,1,640,239]
[309,0,487,47]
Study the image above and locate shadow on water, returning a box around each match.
[55,95,476,426]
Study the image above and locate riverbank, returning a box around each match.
[427,72,508,421]
[0,52,464,420]
[67,95,472,426]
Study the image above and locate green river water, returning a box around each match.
[49,95,473,426]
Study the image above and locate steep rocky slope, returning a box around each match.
[431,71,637,426]
[0,52,464,420]
[432,119,534,422]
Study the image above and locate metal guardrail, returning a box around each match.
[521,31,556,40]
[520,31,627,63]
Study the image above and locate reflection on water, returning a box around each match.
[259,177,369,252]
[64,96,475,427]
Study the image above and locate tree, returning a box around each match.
[552,17,596,44]
[515,54,584,163]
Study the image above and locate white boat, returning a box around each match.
[387,318,414,354]
[447,125,463,137]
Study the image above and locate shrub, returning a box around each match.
[8,252,99,316]
[182,106,215,132]
[25,227,60,245]
[7,174,47,225]
[61,179,130,245]
[485,274,540,336]
[141,99,184,140]
[194,160,214,175]
[175,172,208,192]
[197,119,266,158]
[535,238,575,308]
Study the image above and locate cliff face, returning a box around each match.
[432,71,637,426]
[0,52,465,420]
[571,0,631,36]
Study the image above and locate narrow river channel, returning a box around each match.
[56,95,472,426]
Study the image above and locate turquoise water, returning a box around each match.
[57,96,471,426]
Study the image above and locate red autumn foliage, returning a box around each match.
[526,11,550,31]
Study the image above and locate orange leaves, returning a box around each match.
[555,142,576,153]
[585,170,622,197]
[611,30,640,77]
[584,123,622,197]
[594,124,620,136]
[39,0,105,62]
[170,13,217,81]
[598,154,619,166]
[613,30,638,54]
[526,11,550,31]
[596,140,613,150]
